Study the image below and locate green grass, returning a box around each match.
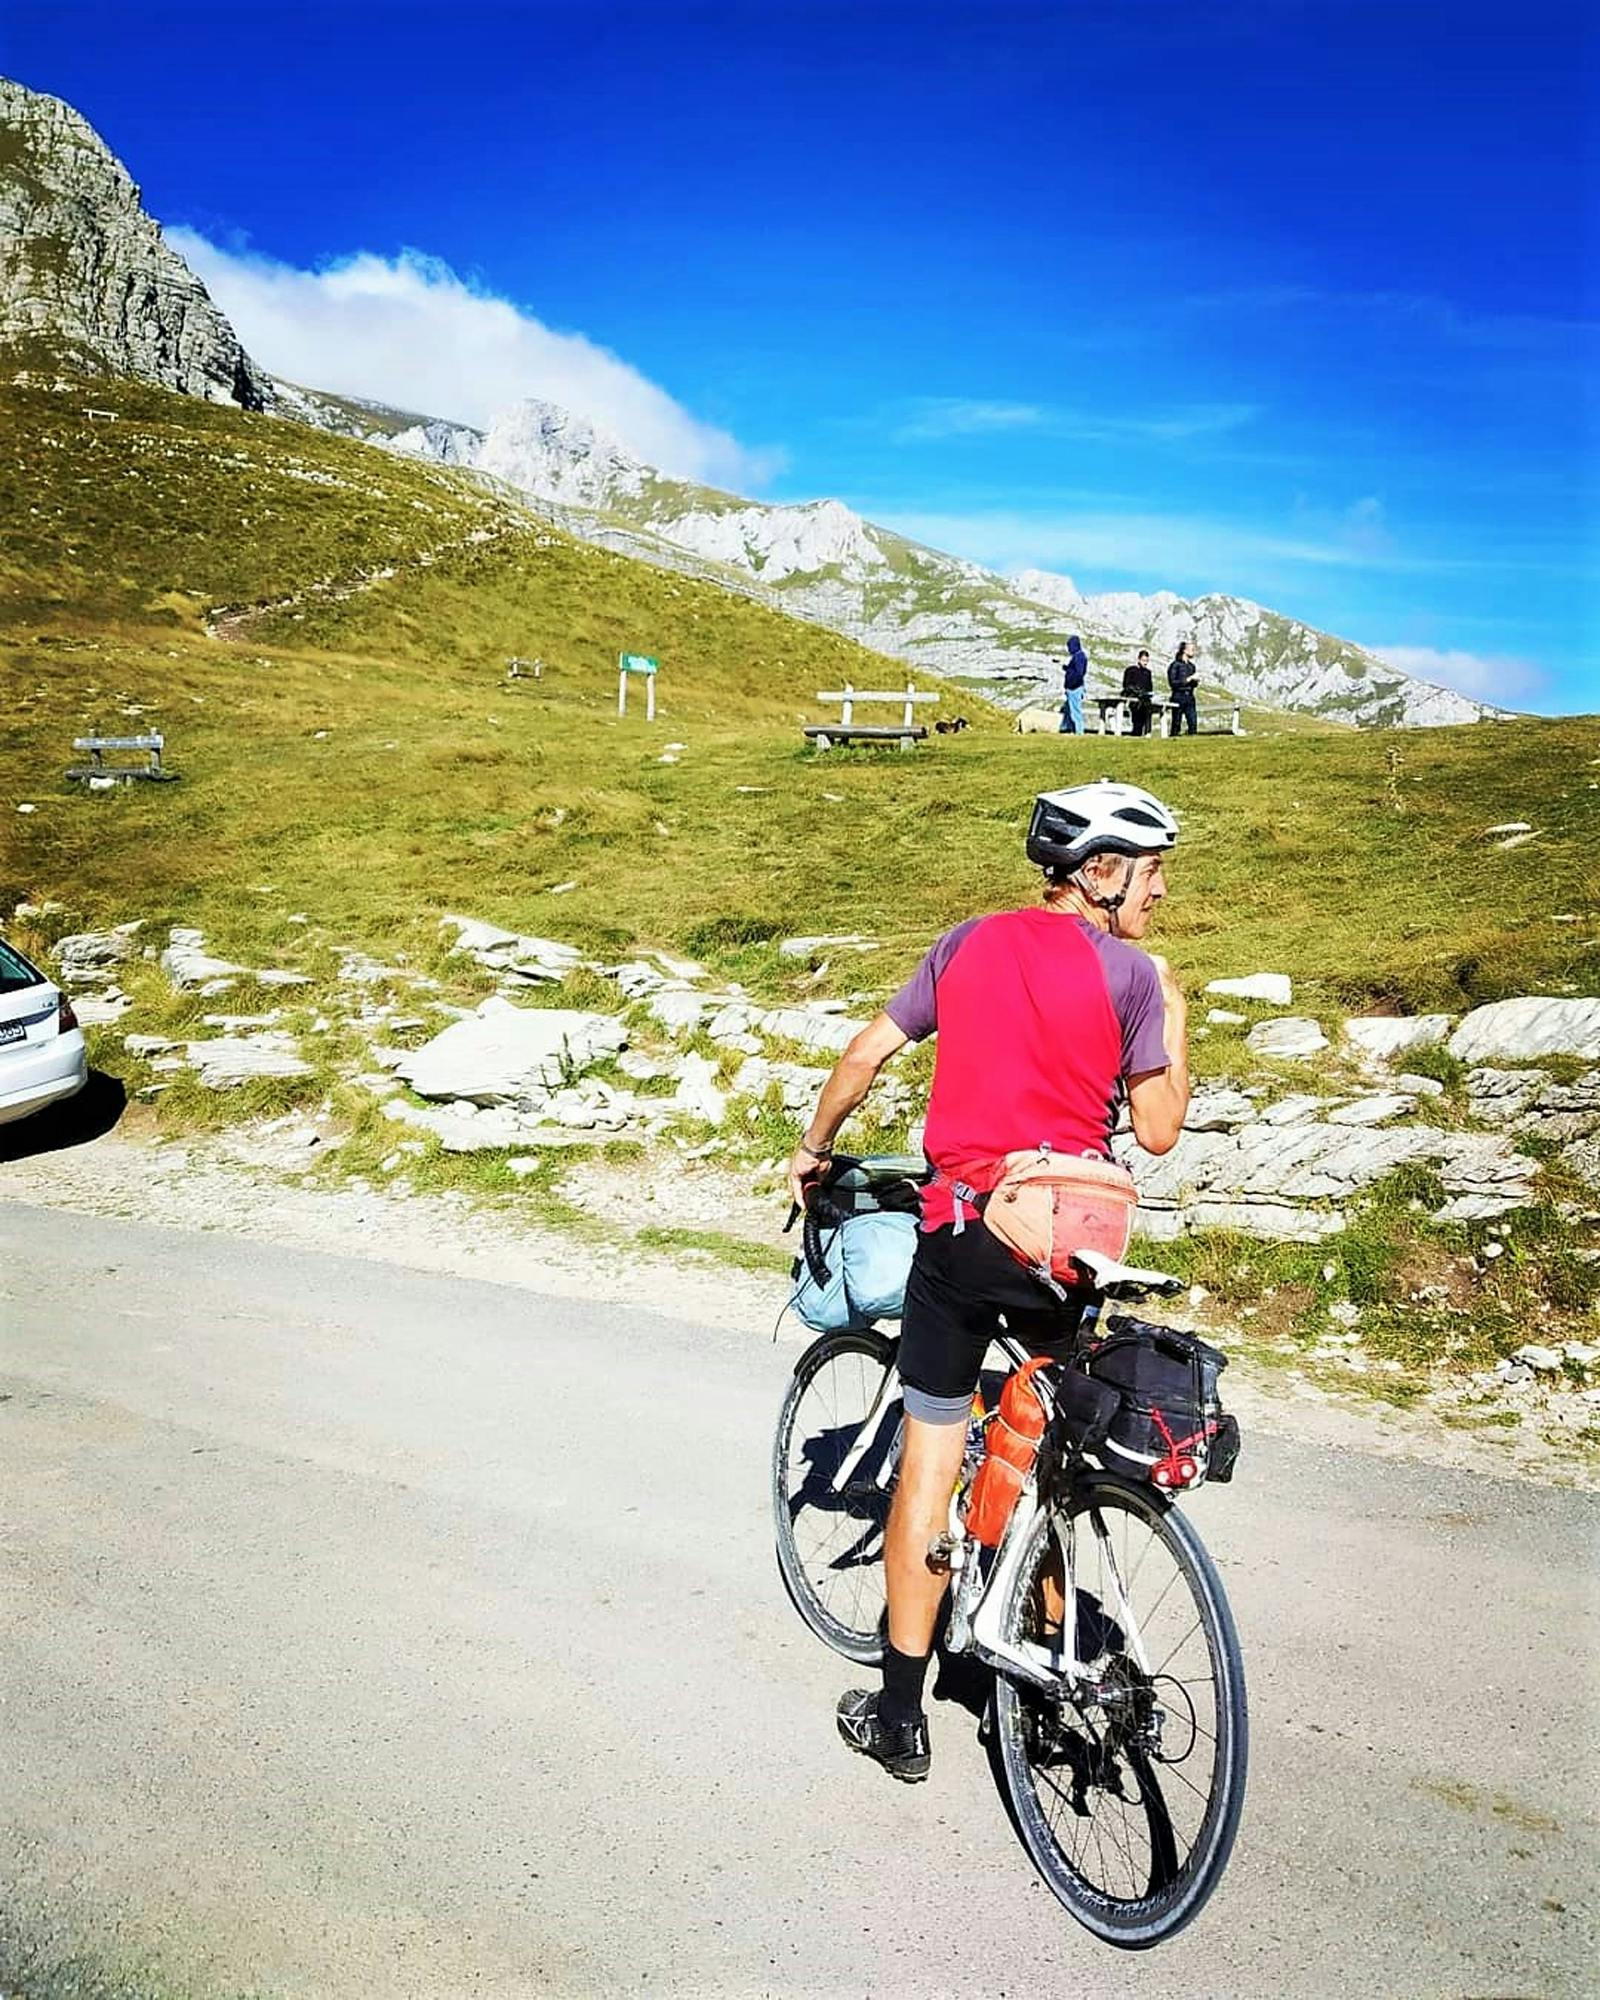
[2,371,1598,1407]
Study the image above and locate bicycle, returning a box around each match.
[773,1157,1248,1950]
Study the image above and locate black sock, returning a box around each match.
[880,1644,931,1727]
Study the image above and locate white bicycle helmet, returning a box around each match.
[1026,780,1179,877]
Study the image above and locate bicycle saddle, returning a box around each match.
[1072,1247,1185,1299]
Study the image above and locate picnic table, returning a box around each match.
[1094,697,1243,737]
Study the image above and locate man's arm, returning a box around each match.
[1125,954,1189,1154]
[786,1011,911,1205]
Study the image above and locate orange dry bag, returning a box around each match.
[965,1356,1053,1548]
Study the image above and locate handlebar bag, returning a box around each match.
[789,1208,918,1332]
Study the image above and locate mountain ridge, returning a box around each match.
[0,72,1500,731]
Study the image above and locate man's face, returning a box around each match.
[1137,651,1148,666]
[1117,853,1168,939]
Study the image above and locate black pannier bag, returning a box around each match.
[1073,1316,1241,1490]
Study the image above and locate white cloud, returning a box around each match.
[1369,645,1547,704]
[873,505,1403,584]
[170,231,771,488]
[893,398,1261,446]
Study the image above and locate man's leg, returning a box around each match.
[884,1412,967,1657]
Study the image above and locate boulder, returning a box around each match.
[1246,1017,1329,1059]
[1183,1089,1256,1133]
[672,1053,727,1125]
[1183,1200,1346,1242]
[1448,997,1600,1063]
[1326,1094,1417,1127]
[1258,1093,1333,1126]
[1465,1069,1540,1123]
[185,1034,312,1088]
[399,1001,626,1104]
[604,961,666,999]
[382,1096,528,1153]
[1207,1009,1247,1026]
[754,1006,863,1056]
[777,934,878,959]
[1205,973,1292,1006]
[161,927,245,989]
[54,924,141,982]
[71,989,132,1026]
[1343,1015,1454,1061]
[648,988,707,1036]
[441,914,584,983]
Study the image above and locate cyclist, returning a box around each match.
[786,780,1190,1780]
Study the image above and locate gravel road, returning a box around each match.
[2,1201,1597,1999]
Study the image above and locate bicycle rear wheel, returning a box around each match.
[992,1475,1247,1948]
[772,1328,900,1664]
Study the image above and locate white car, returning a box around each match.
[0,935,88,1125]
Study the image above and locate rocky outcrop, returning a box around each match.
[0,76,270,406]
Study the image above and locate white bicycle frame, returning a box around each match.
[825,1330,1154,1698]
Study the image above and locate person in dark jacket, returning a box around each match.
[1058,636,1088,734]
[1167,641,1199,736]
[1120,648,1155,736]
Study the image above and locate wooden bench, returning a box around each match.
[67,734,177,785]
[803,683,939,752]
[1094,697,1243,738]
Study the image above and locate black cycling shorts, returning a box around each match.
[897,1222,1086,1425]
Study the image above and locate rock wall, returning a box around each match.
[0,75,271,408]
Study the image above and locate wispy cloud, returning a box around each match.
[892,398,1261,446]
[872,504,1447,587]
[171,231,775,488]
[1369,645,1550,706]
[1183,284,1600,358]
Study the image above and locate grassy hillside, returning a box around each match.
[1,375,1596,1016]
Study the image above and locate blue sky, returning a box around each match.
[5,0,1596,711]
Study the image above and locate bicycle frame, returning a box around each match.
[823,1321,1162,1701]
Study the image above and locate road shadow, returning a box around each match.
[0,1068,128,1164]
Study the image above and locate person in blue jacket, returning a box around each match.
[1058,636,1089,734]
[1167,641,1199,736]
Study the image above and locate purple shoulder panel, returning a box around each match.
[883,915,987,1041]
[1075,921,1169,1076]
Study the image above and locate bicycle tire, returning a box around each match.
[992,1475,1248,1948]
[772,1327,900,1665]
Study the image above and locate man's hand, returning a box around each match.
[787,1141,832,1210]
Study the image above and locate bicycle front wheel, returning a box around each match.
[992,1475,1247,1948]
[772,1327,901,1664]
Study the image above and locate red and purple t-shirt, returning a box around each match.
[885,908,1170,1229]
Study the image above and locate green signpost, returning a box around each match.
[617,651,660,720]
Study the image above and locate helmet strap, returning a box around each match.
[1070,856,1136,935]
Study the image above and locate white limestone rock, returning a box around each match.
[54,924,141,982]
[1246,1017,1329,1059]
[648,988,707,1036]
[1206,974,1292,1006]
[1259,1094,1334,1126]
[1343,1015,1454,1061]
[382,1096,527,1153]
[1207,1009,1247,1026]
[1326,1094,1417,1127]
[1448,997,1600,1063]
[399,1001,625,1104]
[1183,1089,1256,1133]
[1184,1200,1347,1243]
[71,989,132,1026]
[185,1034,312,1088]
[672,1052,727,1125]
[161,927,246,989]
[777,934,878,959]
[754,1006,864,1056]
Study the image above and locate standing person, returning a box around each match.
[1058,635,1088,734]
[785,781,1190,1780]
[1167,640,1199,736]
[1120,647,1155,736]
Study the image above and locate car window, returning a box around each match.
[0,940,45,994]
